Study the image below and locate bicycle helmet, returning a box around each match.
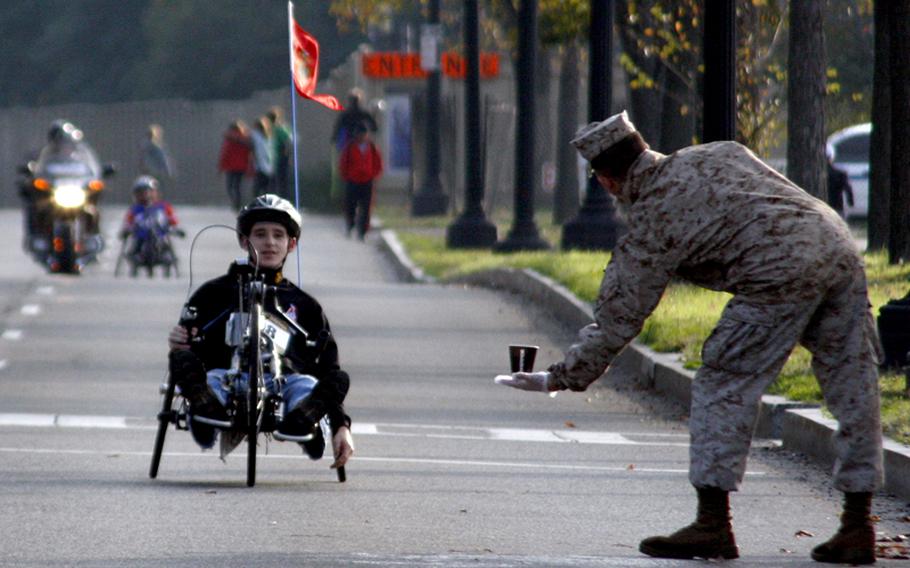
[237,194,301,239]
[132,175,159,193]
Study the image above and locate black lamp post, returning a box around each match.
[495,0,549,252]
[446,0,497,247]
[561,0,622,251]
[412,0,449,216]
[703,0,736,142]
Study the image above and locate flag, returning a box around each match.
[288,2,343,111]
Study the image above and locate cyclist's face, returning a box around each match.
[241,222,296,269]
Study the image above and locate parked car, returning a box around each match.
[826,123,871,219]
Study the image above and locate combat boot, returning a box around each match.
[811,492,875,564]
[639,486,739,560]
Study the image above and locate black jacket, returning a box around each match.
[182,261,350,430]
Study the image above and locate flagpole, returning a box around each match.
[288,1,302,285]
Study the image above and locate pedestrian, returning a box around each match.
[166,194,354,467]
[338,122,383,240]
[827,149,854,219]
[139,124,175,189]
[249,116,274,198]
[266,106,293,200]
[331,88,378,151]
[218,120,251,211]
[330,88,378,202]
[496,111,883,565]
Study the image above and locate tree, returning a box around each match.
[786,0,826,200]
[888,0,910,263]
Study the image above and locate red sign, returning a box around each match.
[362,52,500,80]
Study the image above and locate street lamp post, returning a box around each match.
[561,0,622,251]
[412,0,449,216]
[703,0,736,142]
[495,0,549,252]
[446,0,497,248]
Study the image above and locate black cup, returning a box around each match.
[509,344,539,373]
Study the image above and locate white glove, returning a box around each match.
[494,371,557,396]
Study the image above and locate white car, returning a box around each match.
[826,123,871,219]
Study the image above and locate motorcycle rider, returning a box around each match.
[22,120,107,250]
[166,195,354,469]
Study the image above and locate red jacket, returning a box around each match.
[218,130,251,173]
[339,140,383,184]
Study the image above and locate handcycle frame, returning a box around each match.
[115,221,181,278]
[149,277,345,486]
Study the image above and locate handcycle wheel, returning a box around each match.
[150,372,177,479]
[246,300,262,487]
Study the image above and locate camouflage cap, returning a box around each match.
[571,111,638,161]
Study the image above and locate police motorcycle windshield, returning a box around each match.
[35,142,102,180]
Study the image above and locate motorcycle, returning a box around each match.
[115,207,184,278]
[19,147,114,274]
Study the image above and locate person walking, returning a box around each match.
[827,149,855,219]
[496,111,883,565]
[330,88,378,202]
[218,120,252,211]
[266,106,293,200]
[249,116,274,198]
[139,124,175,185]
[338,122,383,240]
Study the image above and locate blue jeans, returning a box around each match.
[188,371,317,449]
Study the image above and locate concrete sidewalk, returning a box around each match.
[378,229,910,503]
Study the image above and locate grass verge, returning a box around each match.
[378,206,910,445]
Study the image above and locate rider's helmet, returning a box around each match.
[48,119,83,146]
[132,175,159,193]
[236,194,301,240]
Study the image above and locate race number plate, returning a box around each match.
[260,312,291,354]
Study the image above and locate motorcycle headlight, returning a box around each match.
[53,184,87,208]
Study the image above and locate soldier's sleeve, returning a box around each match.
[548,237,675,392]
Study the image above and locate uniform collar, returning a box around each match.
[619,149,665,205]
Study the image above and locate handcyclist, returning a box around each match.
[166,194,354,469]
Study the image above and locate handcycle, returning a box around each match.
[115,212,183,278]
[149,271,346,487]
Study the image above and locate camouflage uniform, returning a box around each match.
[548,141,883,493]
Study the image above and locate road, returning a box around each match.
[0,206,906,567]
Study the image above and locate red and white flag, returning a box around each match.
[288,2,343,111]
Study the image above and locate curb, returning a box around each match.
[377,229,910,502]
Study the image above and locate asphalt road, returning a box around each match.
[0,206,906,567]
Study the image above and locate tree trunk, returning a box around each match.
[786,0,827,199]
[888,0,910,263]
[868,0,891,250]
[554,41,581,224]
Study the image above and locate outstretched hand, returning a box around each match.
[494,371,557,396]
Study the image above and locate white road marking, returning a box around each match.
[2,329,23,341]
[0,360,7,371]
[0,413,686,448]
[35,286,54,296]
[0,447,750,476]
[20,304,41,316]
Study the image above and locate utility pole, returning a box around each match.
[412,0,448,216]
[561,0,621,251]
[446,0,497,248]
